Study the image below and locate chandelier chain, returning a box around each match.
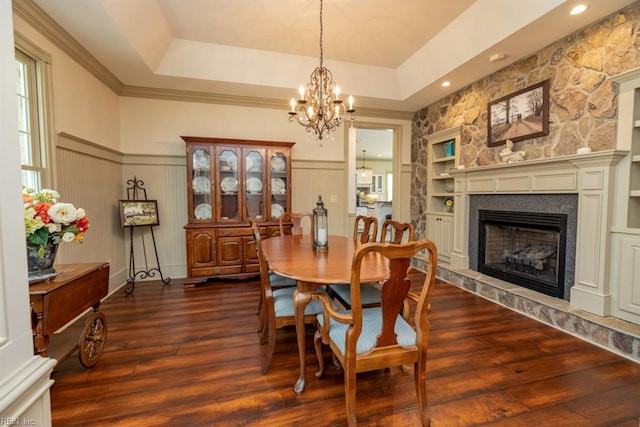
[319,0,323,70]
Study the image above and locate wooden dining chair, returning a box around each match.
[252,222,327,374]
[335,214,380,306]
[312,239,438,426]
[258,212,313,329]
[257,212,310,329]
[253,221,296,335]
[352,215,378,244]
[279,211,314,236]
[380,219,415,243]
[329,219,416,309]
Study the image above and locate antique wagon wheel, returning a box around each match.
[78,311,107,368]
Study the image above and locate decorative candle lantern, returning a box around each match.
[313,194,328,250]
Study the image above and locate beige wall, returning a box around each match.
[14,15,121,151]
[117,96,413,241]
[14,13,126,292]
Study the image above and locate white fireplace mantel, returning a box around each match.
[449,150,628,317]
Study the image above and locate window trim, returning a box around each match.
[15,31,56,189]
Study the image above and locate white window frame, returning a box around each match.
[15,32,56,190]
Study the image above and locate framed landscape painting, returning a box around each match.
[119,200,160,227]
[487,80,549,147]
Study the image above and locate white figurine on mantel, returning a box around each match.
[499,139,527,163]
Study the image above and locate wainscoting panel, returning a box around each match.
[55,143,126,293]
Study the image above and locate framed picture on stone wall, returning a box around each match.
[487,80,550,147]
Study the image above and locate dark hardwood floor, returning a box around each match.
[50,272,640,426]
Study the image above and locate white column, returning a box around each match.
[0,3,56,423]
[450,171,469,268]
[569,155,624,316]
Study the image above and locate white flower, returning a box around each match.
[40,189,60,202]
[48,203,77,224]
[62,232,76,242]
[47,223,61,233]
[76,208,86,219]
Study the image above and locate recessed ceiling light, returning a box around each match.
[441,81,451,87]
[570,4,587,15]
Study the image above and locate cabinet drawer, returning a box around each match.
[245,263,260,273]
[217,228,252,237]
[191,266,242,277]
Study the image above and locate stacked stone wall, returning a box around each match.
[412,3,640,238]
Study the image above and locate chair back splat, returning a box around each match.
[380,219,415,244]
[313,240,438,426]
[353,215,378,244]
[279,212,314,236]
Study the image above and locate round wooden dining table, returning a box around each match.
[260,234,389,394]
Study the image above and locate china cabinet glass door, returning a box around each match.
[245,149,265,220]
[217,148,239,221]
[191,147,212,221]
[269,151,289,219]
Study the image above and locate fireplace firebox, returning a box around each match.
[478,210,567,298]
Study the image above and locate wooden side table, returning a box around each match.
[29,262,110,368]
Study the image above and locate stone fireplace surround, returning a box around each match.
[413,150,640,362]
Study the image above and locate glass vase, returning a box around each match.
[26,241,59,277]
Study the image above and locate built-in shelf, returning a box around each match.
[609,67,640,325]
[426,127,460,262]
[433,156,455,163]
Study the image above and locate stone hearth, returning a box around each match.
[412,258,640,363]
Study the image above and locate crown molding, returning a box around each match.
[13,0,124,93]
[120,85,414,120]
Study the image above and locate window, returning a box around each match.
[14,35,55,191]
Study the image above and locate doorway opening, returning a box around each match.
[350,125,395,240]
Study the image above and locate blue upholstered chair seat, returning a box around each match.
[317,307,416,356]
[273,286,328,318]
[328,283,381,307]
[269,272,296,288]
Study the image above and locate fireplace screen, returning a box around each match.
[479,210,567,298]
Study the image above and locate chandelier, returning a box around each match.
[358,149,372,180]
[288,0,355,141]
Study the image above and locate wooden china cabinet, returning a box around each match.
[181,136,295,287]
